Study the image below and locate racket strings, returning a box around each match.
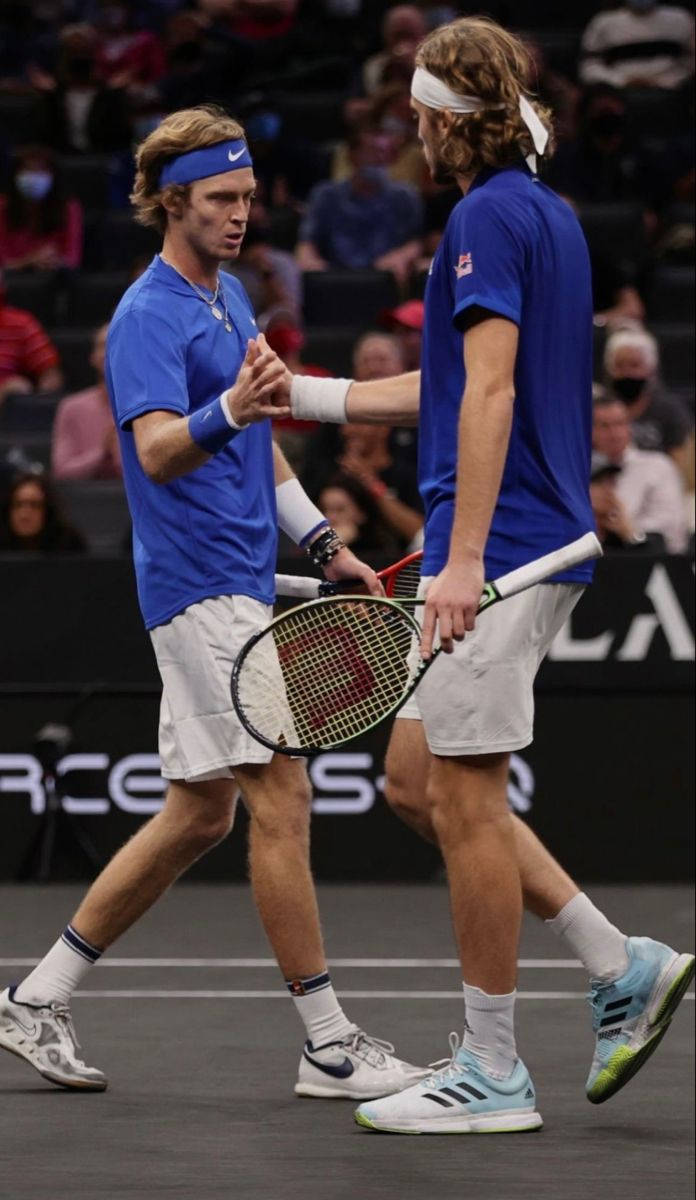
[387,557,422,600]
[237,600,417,750]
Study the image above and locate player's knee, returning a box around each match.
[384,767,429,827]
[179,805,236,852]
[248,780,312,842]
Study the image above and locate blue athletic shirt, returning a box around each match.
[106,255,276,630]
[419,165,596,583]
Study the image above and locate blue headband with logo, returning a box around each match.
[159,139,253,188]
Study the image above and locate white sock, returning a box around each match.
[462,984,517,1080]
[286,971,354,1047]
[13,925,102,1006]
[546,892,629,983]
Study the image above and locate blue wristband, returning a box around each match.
[188,395,240,454]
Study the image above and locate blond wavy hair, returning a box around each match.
[131,105,246,234]
[415,16,554,178]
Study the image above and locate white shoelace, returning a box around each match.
[341,1030,396,1068]
[424,1031,466,1087]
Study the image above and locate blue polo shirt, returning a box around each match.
[419,165,595,582]
[106,255,276,630]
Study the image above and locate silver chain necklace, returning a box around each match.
[161,256,233,332]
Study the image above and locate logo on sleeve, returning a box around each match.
[455,252,473,279]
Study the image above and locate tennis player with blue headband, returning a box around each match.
[0,104,429,1101]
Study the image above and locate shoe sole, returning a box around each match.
[0,1028,107,1092]
[587,952,695,1105]
[354,1109,543,1135]
[295,1080,426,1100]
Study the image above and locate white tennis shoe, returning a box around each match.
[295,1027,429,1099]
[0,986,107,1091]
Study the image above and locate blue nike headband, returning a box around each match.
[158,139,253,188]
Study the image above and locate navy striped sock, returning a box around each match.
[286,972,354,1045]
[61,924,103,964]
[286,971,331,997]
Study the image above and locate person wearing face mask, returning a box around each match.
[0,148,83,271]
[603,327,693,476]
[296,124,423,284]
[580,1,694,91]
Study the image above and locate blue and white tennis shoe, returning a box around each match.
[354,1033,543,1133]
[585,936,694,1104]
[295,1027,429,1099]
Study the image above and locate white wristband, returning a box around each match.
[220,389,248,431]
[276,477,328,547]
[290,374,352,423]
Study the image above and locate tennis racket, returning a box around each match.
[274,549,422,602]
[234,532,601,756]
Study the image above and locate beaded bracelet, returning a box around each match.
[306,526,346,568]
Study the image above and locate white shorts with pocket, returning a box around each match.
[150,593,275,782]
[397,580,583,756]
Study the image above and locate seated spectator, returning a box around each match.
[317,472,401,558]
[332,83,426,190]
[580,1,694,91]
[362,5,427,96]
[603,327,694,481]
[223,189,302,326]
[523,36,580,144]
[51,324,122,481]
[381,299,423,371]
[589,452,666,553]
[0,269,63,404]
[0,147,83,271]
[593,393,688,552]
[296,125,423,285]
[0,472,86,554]
[93,1,165,99]
[545,86,653,207]
[29,22,134,155]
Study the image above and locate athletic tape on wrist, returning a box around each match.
[276,477,329,547]
[188,392,244,455]
[290,375,352,423]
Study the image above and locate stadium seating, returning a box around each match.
[578,202,647,261]
[83,211,159,272]
[302,328,356,377]
[4,271,60,327]
[65,272,131,325]
[302,270,399,328]
[645,266,696,324]
[58,156,113,210]
[650,323,695,391]
[54,479,130,556]
[0,392,60,434]
[50,329,98,393]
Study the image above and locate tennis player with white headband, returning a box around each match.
[287,15,694,1134]
[0,104,429,1103]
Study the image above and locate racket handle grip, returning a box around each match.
[274,574,364,600]
[493,532,602,600]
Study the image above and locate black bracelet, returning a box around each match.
[306,526,346,568]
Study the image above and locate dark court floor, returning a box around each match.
[0,884,693,1200]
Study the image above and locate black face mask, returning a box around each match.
[612,376,647,402]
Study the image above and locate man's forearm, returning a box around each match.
[448,386,513,564]
[346,371,420,426]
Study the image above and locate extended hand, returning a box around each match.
[227,336,291,425]
[420,558,484,659]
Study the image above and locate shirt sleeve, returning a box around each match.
[21,315,60,378]
[107,305,189,430]
[450,198,526,330]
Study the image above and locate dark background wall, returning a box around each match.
[1,555,693,882]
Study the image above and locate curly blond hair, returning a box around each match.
[130,105,246,235]
[415,16,554,177]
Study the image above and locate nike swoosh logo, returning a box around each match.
[303,1050,355,1078]
[228,148,245,163]
[10,1012,38,1037]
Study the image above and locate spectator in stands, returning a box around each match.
[223,188,301,326]
[381,299,423,371]
[93,1,166,97]
[51,323,122,481]
[545,85,652,206]
[296,125,423,285]
[589,452,666,552]
[0,471,86,553]
[580,1,694,91]
[523,36,580,144]
[332,83,426,190]
[593,393,688,552]
[603,327,694,482]
[0,146,83,271]
[317,471,400,558]
[29,22,134,155]
[361,5,427,96]
[0,268,63,404]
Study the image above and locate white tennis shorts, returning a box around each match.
[150,594,275,782]
[397,580,584,756]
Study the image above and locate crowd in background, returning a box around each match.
[0,0,694,559]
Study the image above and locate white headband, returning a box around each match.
[411,65,549,173]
